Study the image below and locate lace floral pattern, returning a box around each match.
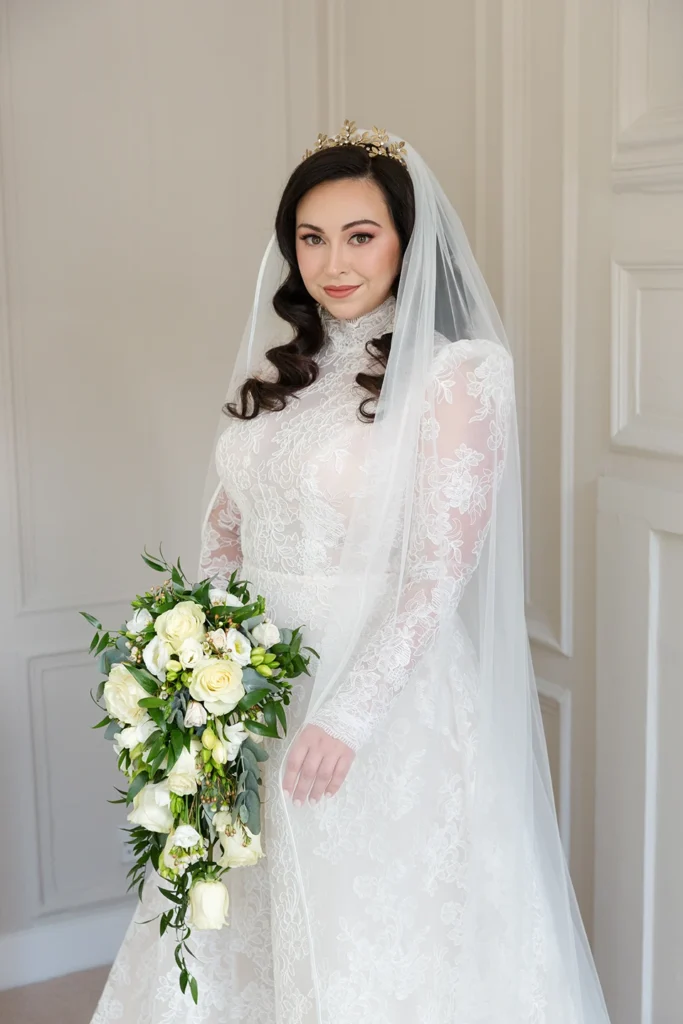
[92,295,578,1024]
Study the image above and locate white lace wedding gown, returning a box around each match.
[92,294,577,1023]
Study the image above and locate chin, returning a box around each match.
[320,289,380,320]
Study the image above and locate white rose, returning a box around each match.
[143,635,173,682]
[189,880,229,930]
[209,588,243,609]
[251,620,281,650]
[126,608,153,634]
[217,823,264,868]
[155,600,206,653]
[217,720,248,761]
[207,628,228,651]
[113,716,157,754]
[127,779,173,833]
[103,664,149,726]
[167,740,202,796]
[223,628,252,667]
[177,637,210,670]
[189,658,245,715]
[183,700,207,728]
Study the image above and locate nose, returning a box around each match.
[324,238,350,278]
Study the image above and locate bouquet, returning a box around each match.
[81,547,316,1004]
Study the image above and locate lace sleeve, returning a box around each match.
[198,482,243,589]
[309,339,514,752]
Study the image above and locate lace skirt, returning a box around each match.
[91,565,576,1024]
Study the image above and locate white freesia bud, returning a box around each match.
[126,608,153,634]
[189,658,245,715]
[167,739,202,796]
[223,628,252,667]
[127,779,173,833]
[211,738,229,765]
[103,664,149,726]
[183,700,207,728]
[209,588,243,609]
[113,716,157,754]
[143,635,173,682]
[251,620,280,650]
[217,823,264,868]
[189,880,229,930]
[155,600,206,654]
[177,637,210,670]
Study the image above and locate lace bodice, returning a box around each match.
[198,294,514,751]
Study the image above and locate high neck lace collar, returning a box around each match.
[319,294,396,352]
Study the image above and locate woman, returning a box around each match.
[93,123,611,1023]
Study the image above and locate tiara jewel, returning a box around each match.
[301,119,407,165]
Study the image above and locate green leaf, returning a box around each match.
[96,680,106,700]
[80,611,103,629]
[92,715,111,730]
[89,631,100,654]
[126,771,149,806]
[190,976,198,1004]
[170,728,184,761]
[303,645,320,659]
[124,664,159,694]
[138,697,167,709]
[179,970,188,994]
[238,688,271,710]
[95,631,112,656]
[141,547,167,572]
[161,886,185,906]
[274,701,287,734]
[245,718,278,739]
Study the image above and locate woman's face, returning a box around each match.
[295,176,402,320]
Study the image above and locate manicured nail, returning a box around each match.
[293,798,302,807]
[309,797,318,806]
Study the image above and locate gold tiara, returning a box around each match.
[301,119,407,166]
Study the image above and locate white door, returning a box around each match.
[593,2,683,1022]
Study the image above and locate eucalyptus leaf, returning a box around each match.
[244,789,261,835]
[241,614,264,632]
[242,737,269,762]
[104,720,120,741]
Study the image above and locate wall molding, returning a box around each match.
[612,0,683,192]
[611,260,683,459]
[502,0,576,657]
[0,900,134,992]
[537,677,573,861]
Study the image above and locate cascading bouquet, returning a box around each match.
[81,547,316,1004]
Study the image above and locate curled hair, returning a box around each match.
[226,145,415,423]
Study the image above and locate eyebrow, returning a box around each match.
[296,218,383,233]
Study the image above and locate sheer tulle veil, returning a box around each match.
[198,129,611,1022]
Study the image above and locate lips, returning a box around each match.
[323,285,361,297]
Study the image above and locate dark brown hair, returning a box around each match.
[225,145,415,423]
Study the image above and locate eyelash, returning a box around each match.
[299,232,374,246]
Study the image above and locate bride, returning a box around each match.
[92,122,612,1023]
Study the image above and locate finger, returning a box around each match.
[307,754,340,805]
[282,736,309,797]
[292,748,324,805]
[324,753,354,797]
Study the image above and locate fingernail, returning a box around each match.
[309,797,318,806]
[293,798,302,807]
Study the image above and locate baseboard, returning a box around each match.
[0,900,135,992]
